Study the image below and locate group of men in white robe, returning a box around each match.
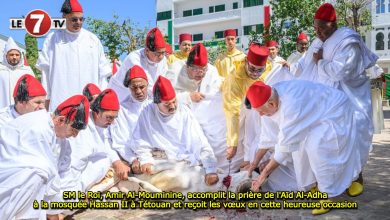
[0,0,384,218]
[246,3,380,215]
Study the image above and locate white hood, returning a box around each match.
[2,37,24,68]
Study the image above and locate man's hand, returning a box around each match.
[47,214,64,220]
[277,61,290,69]
[240,161,250,169]
[141,163,154,175]
[190,92,205,103]
[113,160,131,180]
[131,159,141,174]
[226,146,237,160]
[205,173,219,186]
[258,159,270,172]
[248,162,258,178]
[313,48,323,64]
[251,172,267,192]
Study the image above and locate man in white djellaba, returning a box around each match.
[0,37,34,109]
[0,74,46,127]
[286,32,309,66]
[109,65,152,172]
[293,3,379,197]
[165,43,244,173]
[130,75,222,192]
[37,0,112,111]
[246,80,365,215]
[0,95,90,220]
[108,27,168,102]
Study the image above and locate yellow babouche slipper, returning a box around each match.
[312,199,332,215]
[310,185,318,193]
[347,181,364,197]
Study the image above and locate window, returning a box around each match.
[193,34,203,41]
[376,32,384,50]
[388,33,390,49]
[193,8,203,16]
[215,4,225,12]
[233,2,239,9]
[255,24,263,33]
[209,6,214,13]
[243,25,252,35]
[244,24,262,35]
[377,0,385,13]
[157,11,172,21]
[244,0,263,8]
[215,31,224,39]
[183,10,192,17]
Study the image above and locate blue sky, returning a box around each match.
[0,0,156,48]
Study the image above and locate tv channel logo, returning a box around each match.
[10,9,66,37]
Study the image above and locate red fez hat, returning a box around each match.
[266,40,279,48]
[55,95,89,129]
[246,81,272,108]
[153,76,176,102]
[314,3,336,22]
[145,27,166,50]
[297,32,308,42]
[224,29,237,37]
[165,43,173,55]
[128,65,148,81]
[83,83,101,97]
[189,43,208,66]
[247,44,269,66]
[70,0,83,13]
[179,33,192,44]
[13,74,46,98]
[99,89,120,111]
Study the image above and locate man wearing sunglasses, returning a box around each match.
[108,27,168,103]
[165,43,244,174]
[222,43,292,171]
[293,3,379,198]
[287,32,309,67]
[220,44,270,166]
[37,0,112,112]
[0,95,89,219]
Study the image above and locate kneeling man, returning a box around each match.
[246,80,363,215]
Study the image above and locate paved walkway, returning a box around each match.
[69,108,390,220]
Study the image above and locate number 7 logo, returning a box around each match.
[24,10,52,37]
[30,14,45,34]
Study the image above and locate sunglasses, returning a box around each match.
[189,65,208,73]
[70,17,85,23]
[151,51,166,57]
[246,63,265,74]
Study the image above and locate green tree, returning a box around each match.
[85,14,149,61]
[334,0,373,35]
[24,33,41,79]
[205,37,226,64]
[266,0,323,58]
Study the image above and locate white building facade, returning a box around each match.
[368,0,390,72]
[156,0,270,50]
